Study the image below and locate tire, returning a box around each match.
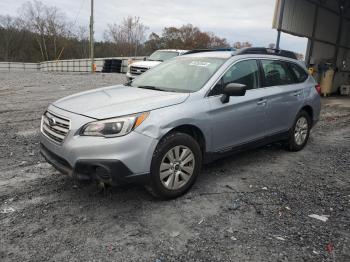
[146,132,202,199]
[285,110,311,152]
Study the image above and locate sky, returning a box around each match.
[0,0,308,54]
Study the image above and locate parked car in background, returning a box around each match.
[40,47,321,199]
[126,49,188,81]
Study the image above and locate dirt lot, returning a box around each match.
[0,72,349,262]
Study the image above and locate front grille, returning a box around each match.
[130,66,148,75]
[41,111,70,144]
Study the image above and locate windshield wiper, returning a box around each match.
[137,85,166,91]
[148,59,163,62]
[124,81,132,86]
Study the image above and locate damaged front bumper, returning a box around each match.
[40,143,150,185]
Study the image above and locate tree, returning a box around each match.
[144,24,229,52]
[18,0,69,61]
[104,16,148,56]
[0,15,22,61]
[73,26,89,59]
[207,32,229,48]
[0,2,233,61]
[296,53,304,61]
[268,43,276,49]
[160,26,183,49]
[143,32,163,53]
[233,41,252,49]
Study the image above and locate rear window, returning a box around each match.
[261,60,295,87]
[289,63,308,83]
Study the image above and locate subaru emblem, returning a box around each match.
[48,117,56,126]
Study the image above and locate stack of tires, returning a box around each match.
[102,59,122,73]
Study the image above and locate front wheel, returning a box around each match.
[147,132,202,199]
[285,110,311,152]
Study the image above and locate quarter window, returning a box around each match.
[261,60,294,87]
[289,63,308,83]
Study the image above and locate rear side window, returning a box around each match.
[261,60,294,87]
[289,63,308,83]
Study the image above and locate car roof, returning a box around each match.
[181,51,234,59]
[181,48,301,63]
[157,49,189,53]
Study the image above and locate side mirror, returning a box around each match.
[143,57,147,61]
[221,83,247,103]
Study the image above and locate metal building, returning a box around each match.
[273,0,350,93]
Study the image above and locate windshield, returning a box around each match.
[148,51,179,61]
[131,57,226,93]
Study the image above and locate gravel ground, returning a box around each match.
[0,72,349,262]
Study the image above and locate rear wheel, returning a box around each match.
[285,110,311,151]
[147,132,202,199]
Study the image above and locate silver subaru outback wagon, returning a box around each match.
[40,47,321,199]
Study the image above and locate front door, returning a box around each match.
[207,59,267,152]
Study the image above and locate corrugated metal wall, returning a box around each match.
[340,19,350,47]
[277,0,315,37]
[314,8,339,44]
[273,0,350,92]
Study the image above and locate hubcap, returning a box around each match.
[159,145,195,190]
[294,116,308,146]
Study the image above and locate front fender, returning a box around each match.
[134,99,213,150]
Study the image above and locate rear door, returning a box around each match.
[259,59,304,135]
[207,59,267,151]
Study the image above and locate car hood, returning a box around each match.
[130,60,162,68]
[53,85,189,119]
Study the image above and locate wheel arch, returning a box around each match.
[159,124,207,155]
[300,105,314,123]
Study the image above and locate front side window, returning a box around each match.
[261,60,294,87]
[210,60,259,96]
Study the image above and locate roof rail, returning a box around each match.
[235,47,297,60]
[184,47,235,55]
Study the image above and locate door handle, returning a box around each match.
[293,91,302,96]
[257,99,267,105]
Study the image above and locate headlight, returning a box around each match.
[81,112,149,137]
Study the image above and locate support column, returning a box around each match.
[276,0,286,49]
[306,4,319,66]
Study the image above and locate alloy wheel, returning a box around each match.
[294,116,309,146]
[159,145,195,190]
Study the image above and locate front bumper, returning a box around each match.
[40,105,159,185]
[40,144,149,185]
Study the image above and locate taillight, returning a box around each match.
[315,84,321,95]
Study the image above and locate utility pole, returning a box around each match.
[89,0,94,72]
